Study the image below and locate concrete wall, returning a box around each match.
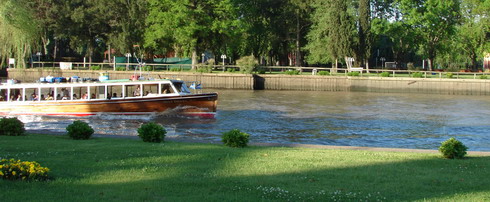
[7,69,490,96]
[7,69,254,90]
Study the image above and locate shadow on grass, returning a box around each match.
[1,134,490,201]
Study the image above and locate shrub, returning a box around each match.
[236,55,258,74]
[256,67,266,74]
[0,117,25,136]
[445,72,454,78]
[222,129,250,148]
[196,66,213,73]
[439,138,468,159]
[141,66,153,71]
[347,72,360,76]
[90,66,101,70]
[407,63,415,70]
[170,67,181,72]
[137,122,166,143]
[480,75,488,79]
[66,120,94,140]
[412,72,424,78]
[318,71,330,76]
[380,72,391,77]
[0,159,50,181]
[227,68,236,73]
[285,69,300,75]
[115,67,126,71]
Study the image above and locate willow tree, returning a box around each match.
[0,0,40,68]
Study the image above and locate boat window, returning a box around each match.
[172,82,190,93]
[40,88,53,101]
[73,87,87,100]
[0,89,6,101]
[108,85,123,99]
[160,83,175,94]
[26,88,39,101]
[142,84,158,96]
[125,85,141,97]
[8,88,22,101]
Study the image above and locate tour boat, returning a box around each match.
[0,79,218,118]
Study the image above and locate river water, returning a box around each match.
[18,89,490,151]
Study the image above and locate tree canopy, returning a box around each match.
[0,0,488,71]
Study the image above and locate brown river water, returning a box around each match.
[17,89,490,151]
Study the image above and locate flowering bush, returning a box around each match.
[0,117,25,136]
[0,159,50,181]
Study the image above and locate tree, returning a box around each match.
[399,0,462,71]
[96,0,148,58]
[357,0,371,69]
[306,0,356,67]
[145,0,238,69]
[0,0,40,68]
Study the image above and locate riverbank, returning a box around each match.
[1,133,490,201]
[7,69,490,95]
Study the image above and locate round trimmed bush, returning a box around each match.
[66,120,94,140]
[137,122,166,143]
[222,129,250,148]
[0,117,25,136]
[439,137,468,159]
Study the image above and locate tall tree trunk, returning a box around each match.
[295,10,302,67]
[191,50,198,70]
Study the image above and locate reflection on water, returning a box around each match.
[18,89,490,151]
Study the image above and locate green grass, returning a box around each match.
[1,134,490,201]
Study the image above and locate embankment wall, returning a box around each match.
[7,69,490,96]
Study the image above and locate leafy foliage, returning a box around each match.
[347,72,360,76]
[66,121,94,140]
[412,72,424,78]
[0,117,25,136]
[90,66,101,70]
[480,75,488,79]
[439,138,468,159]
[285,70,301,75]
[318,71,330,76]
[137,122,166,143]
[236,55,258,74]
[0,159,50,181]
[380,72,390,77]
[222,129,250,148]
[446,73,454,79]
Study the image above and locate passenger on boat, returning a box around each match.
[91,93,96,99]
[16,94,22,101]
[133,86,141,96]
[112,93,117,98]
[82,92,88,99]
[46,94,54,100]
[30,93,38,101]
[40,94,45,101]
[73,94,78,99]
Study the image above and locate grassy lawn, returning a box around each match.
[1,134,490,201]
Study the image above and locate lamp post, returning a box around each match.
[125,53,132,70]
[201,53,205,64]
[36,52,41,67]
[221,54,227,72]
[380,57,386,69]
